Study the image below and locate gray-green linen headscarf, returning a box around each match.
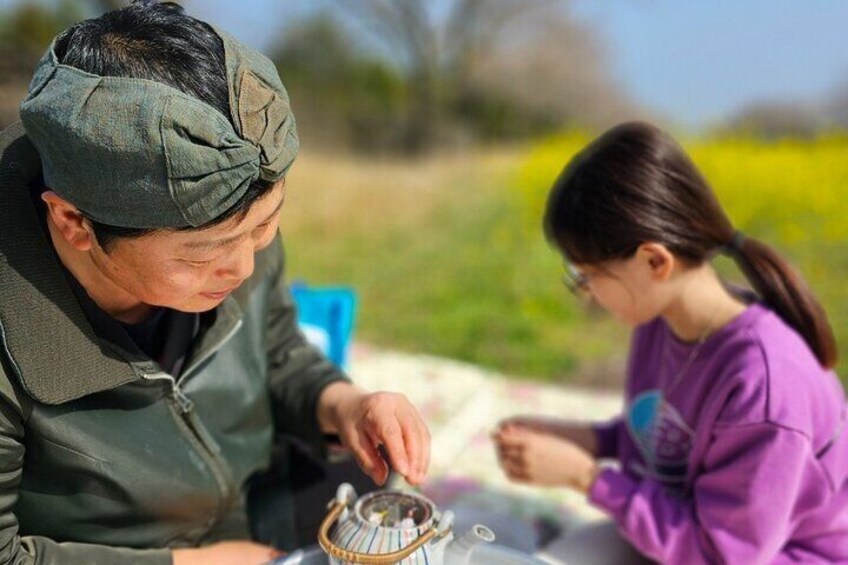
[19,26,298,228]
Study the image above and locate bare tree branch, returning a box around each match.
[327,0,625,151]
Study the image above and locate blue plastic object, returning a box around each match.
[290,283,357,369]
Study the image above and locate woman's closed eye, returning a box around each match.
[181,257,215,267]
[253,219,275,234]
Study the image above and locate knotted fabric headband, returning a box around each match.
[19,27,298,228]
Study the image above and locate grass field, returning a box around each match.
[281,135,848,388]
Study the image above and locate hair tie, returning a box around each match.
[721,230,746,256]
[730,230,746,249]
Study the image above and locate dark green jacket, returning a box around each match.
[0,123,349,564]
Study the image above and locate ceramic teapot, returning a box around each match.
[318,483,495,565]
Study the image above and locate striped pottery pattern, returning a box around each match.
[329,491,444,565]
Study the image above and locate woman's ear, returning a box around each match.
[637,242,675,281]
[41,191,94,252]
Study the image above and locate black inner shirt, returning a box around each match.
[30,179,199,375]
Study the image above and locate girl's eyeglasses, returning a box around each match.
[562,263,590,296]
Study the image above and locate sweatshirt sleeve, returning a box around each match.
[588,422,827,564]
[592,416,623,459]
[264,239,351,453]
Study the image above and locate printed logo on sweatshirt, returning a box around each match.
[626,390,694,485]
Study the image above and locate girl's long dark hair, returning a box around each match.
[544,121,837,369]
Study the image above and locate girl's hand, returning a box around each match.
[496,416,599,456]
[172,541,283,565]
[493,426,600,494]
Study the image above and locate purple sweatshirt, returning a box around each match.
[588,303,848,564]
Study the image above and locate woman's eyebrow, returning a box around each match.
[181,198,285,251]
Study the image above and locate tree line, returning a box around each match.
[1,0,846,151]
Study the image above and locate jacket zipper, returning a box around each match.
[141,371,231,526]
[140,318,244,527]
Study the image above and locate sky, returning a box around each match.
[569,0,848,128]
[185,0,848,129]
[5,0,848,129]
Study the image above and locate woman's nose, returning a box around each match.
[217,243,255,282]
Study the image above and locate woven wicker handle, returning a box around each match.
[317,500,439,564]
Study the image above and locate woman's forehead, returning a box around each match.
[137,182,286,252]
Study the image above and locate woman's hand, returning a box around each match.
[317,382,431,486]
[172,541,282,565]
[493,425,600,494]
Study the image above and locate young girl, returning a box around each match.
[493,122,847,564]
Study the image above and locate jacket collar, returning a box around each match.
[0,123,244,404]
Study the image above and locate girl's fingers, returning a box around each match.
[501,459,530,482]
[496,444,524,460]
[495,428,533,448]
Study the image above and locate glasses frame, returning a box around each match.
[561,262,590,296]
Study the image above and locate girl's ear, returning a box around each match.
[637,242,675,281]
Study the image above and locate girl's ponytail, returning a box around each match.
[727,232,838,369]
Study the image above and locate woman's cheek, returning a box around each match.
[162,267,210,296]
[255,226,279,252]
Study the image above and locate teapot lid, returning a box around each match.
[355,491,435,530]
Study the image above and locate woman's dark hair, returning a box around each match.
[53,0,276,251]
[544,121,838,369]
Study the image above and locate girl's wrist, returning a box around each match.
[576,464,602,495]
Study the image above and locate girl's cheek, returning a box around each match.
[587,284,612,310]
